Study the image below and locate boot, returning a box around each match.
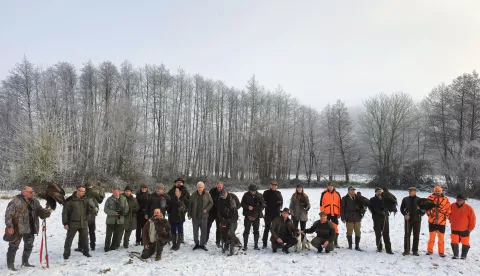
[272,243,277,253]
[83,252,92,258]
[174,234,181,251]
[451,244,459,259]
[385,243,394,254]
[461,245,470,260]
[377,242,383,252]
[74,248,83,252]
[355,236,363,251]
[171,234,177,250]
[155,254,162,261]
[91,243,96,251]
[7,252,17,271]
[317,246,323,253]
[243,234,248,251]
[21,251,34,267]
[282,245,291,254]
[253,234,260,250]
[347,235,353,250]
[179,233,185,244]
[334,234,340,248]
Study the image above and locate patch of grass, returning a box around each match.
[0,195,12,200]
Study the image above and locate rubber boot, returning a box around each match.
[451,244,459,259]
[243,234,249,251]
[335,234,340,248]
[7,252,17,271]
[355,236,363,251]
[347,235,353,250]
[461,245,470,260]
[170,234,177,250]
[22,251,34,267]
[253,234,260,250]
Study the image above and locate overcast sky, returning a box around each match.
[1,0,479,110]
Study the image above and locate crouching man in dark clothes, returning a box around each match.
[270,208,299,254]
[305,212,335,253]
[141,208,171,261]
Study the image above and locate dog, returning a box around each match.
[220,223,243,256]
[294,233,310,252]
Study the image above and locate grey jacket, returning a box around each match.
[188,191,213,220]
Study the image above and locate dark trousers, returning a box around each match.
[207,215,220,243]
[65,227,88,257]
[105,224,124,250]
[141,242,164,259]
[373,217,390,249]
[136,214,148,243]
[244,217,260,236]
[271,235,296,249]
[171,222,184,234]
[404,219,421,253]
[293,220,306,240]
[78,219,96,249]
[262,216,277,246]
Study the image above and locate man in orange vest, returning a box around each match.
[450,194,476,259]
[426,186,451,257]
[320,183,341,248]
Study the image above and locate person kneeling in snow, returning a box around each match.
[141,208,172,261]
[305,212,335,253]
[270,208,299,254]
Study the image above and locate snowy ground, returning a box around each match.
[1,188,479,276]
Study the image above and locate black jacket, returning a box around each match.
[148,192,171,217]
[167,194,189,224]
[209,187,223,218]
[305,220,335,242]
[341,194,367,222]
[400,196,424,222]
[167,185,191,202]
[241,192,266,219]
[217,193,241,223]
[263,189,283,217]
[136,191,149,217]
[369,195,389,221]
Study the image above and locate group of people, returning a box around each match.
[3,180,477,271]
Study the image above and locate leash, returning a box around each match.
[40,219,49,268]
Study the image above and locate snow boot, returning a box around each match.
[461,245,470,260]
[21,250,34,267]
[7,252,17,271]
[335,233,340,248]
[451,244,459,259]
[243,234,248,251]
[253,234,260,250]
[355,236,363,251]
[347,235,353,250]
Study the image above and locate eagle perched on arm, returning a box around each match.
[381,186,398,214]
[31,180,66,210]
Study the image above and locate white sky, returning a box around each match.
[1,0,479,110]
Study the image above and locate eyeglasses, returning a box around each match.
[25,191,34,194]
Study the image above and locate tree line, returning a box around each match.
[0,57,478,197]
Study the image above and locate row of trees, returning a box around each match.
[0,57,479,196]
[0,57,358,189]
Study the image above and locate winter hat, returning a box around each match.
[375,187,383,193]
[296,184,303,188]
[348,186,356,191]
[174,178,185,184]
[124,186,133,192]
[282,208,290,214]
[456,194,467,200]
[433,186,443,193]
[141,184,148,189]
[156,183,165,190]
[319,211,328,217]
[248,184,258,192]
[408,187,417,191]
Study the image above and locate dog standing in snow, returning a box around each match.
[294,233,310,252]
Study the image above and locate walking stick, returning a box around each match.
[40,219,49,268]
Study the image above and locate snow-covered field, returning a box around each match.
[1,188,479,276]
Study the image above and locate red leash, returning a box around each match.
[40,219,49,269]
